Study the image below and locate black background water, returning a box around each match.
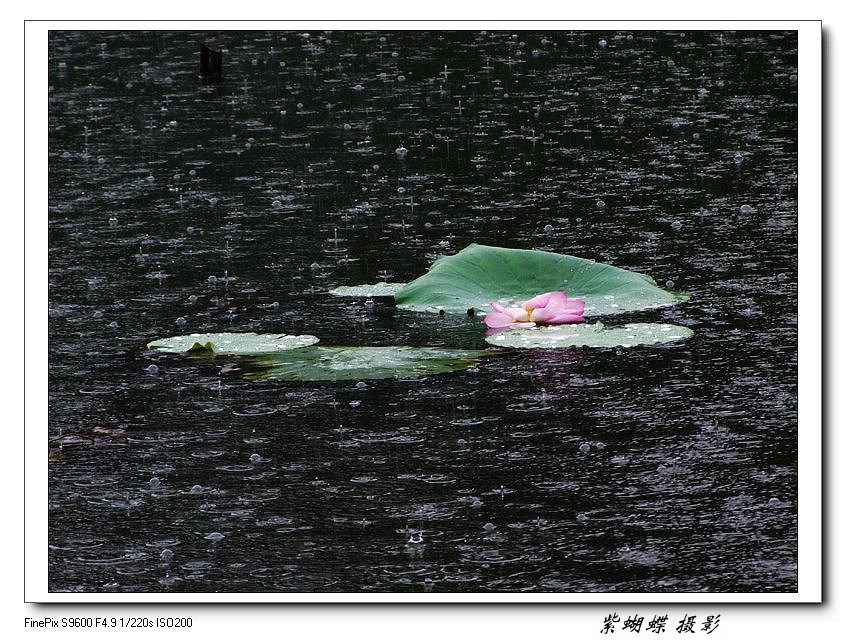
[47,30,798,593]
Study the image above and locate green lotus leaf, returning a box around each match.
[247,346,488,381]
[328,282,407,297]
[393,244,687,316]
[147,332,319,355]
[485,322,693,349]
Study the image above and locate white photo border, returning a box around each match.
[25,19,821,604]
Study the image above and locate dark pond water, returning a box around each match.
[47,30,798,593]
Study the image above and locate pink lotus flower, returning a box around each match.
[484,291,586,329]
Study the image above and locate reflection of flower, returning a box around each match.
[484,291,586,329]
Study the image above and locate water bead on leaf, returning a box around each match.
[486,322,693,349]
[248,346,487,382]
[147,333,319,355]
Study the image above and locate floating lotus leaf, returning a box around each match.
[147,332,319,355]
[247,346,488,381]
[485,322,693,349]
[328,282,406,297]
[393,244,687,316]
